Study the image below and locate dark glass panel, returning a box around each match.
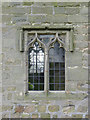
[55,77,59,83]
[40,73,44,77]
[55,70,59,76]
[28,77,33,83]
[49,77,54,83]
[61,77,65,83]
[34,84,38,90]
[60,84,65,90]
[60,71,65,76]
[49,41,65,91]
[40,77,44,83]
[49,70,54,76]
[49,62,54,69]
[55,84,59,90]
[60,63,65,68]
[40,84,44,90]
[49,84,54,90]
[34,77,38,83]
[55,63,59,70]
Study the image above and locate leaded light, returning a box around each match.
[49,42,65,91]
[27,32,65,91]
[28,42,44,91]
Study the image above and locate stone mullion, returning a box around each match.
[44,47,49,96]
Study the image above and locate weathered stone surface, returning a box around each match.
[64,100,74,106]
[28,15,46,23]
[11,113,21,118]
[28,14,68,23]
[66,51,82,67]
[23,2,34,6]
[80,7,88,15]
[53,114,58,118]
[2,15,12,24]
[46,14,68,23]
[66,80,77,91]
[32,100,39,105]
[74,34,88,42]
[2,72,10,80]
[65,92,88,100]
[2,112,9,118]
[72,114,83,118]
[77,105,87,113]
[2,6,31,15]
[2,105,13,111]
[68,15,88,23]
[48,105,59,112]
[62,105,75,114]
[7,93,12,100]
[41,113,50,118]
[21,113,30,118]
[11,15,27,23]
[75,41,88,49]
[7,86,16,91]
[15,105,24,113]
[8,2,23,7]
[45,100,51,104]
[32,6,53,14]
[74,25,88,34]
[32,113,38,118]
[0,105,2,112]
[54,7,66,14]
[61,115,72,118]
[37,105,46,112]
[85,114,89,118]
[33,2,54,6]
[77,83,88,91]
[65,7,80,15]
[66,67,88,81]
[57,2,81,7]
[24,105,35,113]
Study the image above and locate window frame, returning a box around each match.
[20,26,74,97]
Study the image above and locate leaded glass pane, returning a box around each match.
[49,42,65,91]
[28,42,44,91]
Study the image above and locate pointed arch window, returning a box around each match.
[26,32,66,92]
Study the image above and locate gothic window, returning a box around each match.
[26,32,65,92]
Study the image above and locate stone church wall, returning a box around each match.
[2,2,88,118]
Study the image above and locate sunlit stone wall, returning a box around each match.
[2,2,88,118]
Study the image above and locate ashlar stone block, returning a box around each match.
[32,114,38,118]
[15,105,24,113]
[48,105,59,112]
[62,105,75,114]
[37,105,46,112]
[41,113,50,118]
[24,105,36,113]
